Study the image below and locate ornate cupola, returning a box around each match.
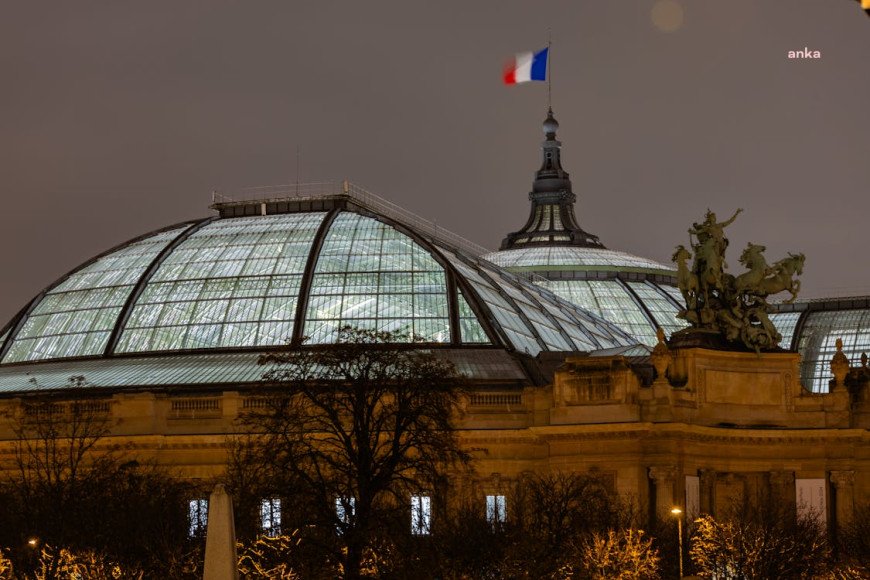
[499,108,604,250]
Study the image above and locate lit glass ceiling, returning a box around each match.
[117,213,326,353]
[484,246,675,274]
[3,226,190,363]
[769,312,801,350]
[303,212,450,343]
[626,282,689,337]
[457,290,488,343]
[482,246,686,347]
[793,309,870,394]
[437,248,634,355]
[1,209,637,366]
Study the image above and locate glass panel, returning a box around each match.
[446,255,541,355]
[411,495,431,535]
[260,498,281,537]
[627,282,689,337]
[188,498,208,538]
[796,310,870,393]
[483,246,674,273]
[486,495,507,526]
[303,213,451,343]
[117,213,325,353]
[3,226,189,363]
[539,279,658,346]
[552,207,563,230]
[524,287,597,351]
[769,312,801,350]
[660,284,686,308]
[540,205,552,231]
[336,496,356,531]
[485,272,572,351]
[457,289,489,343]
[441,248,634,352]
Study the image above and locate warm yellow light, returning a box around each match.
[671,507,682,515]
[27,538,38,547]
[651,0,685,33]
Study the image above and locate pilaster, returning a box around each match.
[830,470,856,526]
[649,465,677,517]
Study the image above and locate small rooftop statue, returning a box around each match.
[672,209,805,352]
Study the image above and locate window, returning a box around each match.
[260,498,281,536]
[188,498,208,538]
[410,495,431,535]
[486,494,506,527]
[336,496,356,532]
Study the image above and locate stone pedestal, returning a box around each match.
[667,347,834,427]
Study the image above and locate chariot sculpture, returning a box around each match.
[672,209,805,352]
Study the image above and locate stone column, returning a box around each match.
[649,466,677,518]
[830,470,856,526]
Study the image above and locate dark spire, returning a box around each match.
[499,108,604,250]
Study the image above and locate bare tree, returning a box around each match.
[1,376,116,565]
[689,499,832,579]
[410,471,640,579]
[0,376,195,578]
[836,502,870,576]
[570,529,660,580]
[502,471,633,577]
[228,327,469,580]
[237,533,301,580]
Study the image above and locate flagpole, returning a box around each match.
[547,30,552,110]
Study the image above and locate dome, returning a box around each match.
[483,246,687,347]
[485,246,676,276]
[0,195,637,375]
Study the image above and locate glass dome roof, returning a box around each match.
[482,247,687,347]
[0,206,637,366]
[771,297,870,393]
[485,246,676,276]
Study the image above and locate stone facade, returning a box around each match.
[0,346,868,532]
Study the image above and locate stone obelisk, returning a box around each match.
[203,483,238,580]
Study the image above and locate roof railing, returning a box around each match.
[211,180,493,259]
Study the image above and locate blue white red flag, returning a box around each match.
[503,47,548,85]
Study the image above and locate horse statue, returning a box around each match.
[734,243,769,295]
[675,209,804,351]
[756,253,805,303]
[672,245,698,310]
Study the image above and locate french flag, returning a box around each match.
[503,47,548,85]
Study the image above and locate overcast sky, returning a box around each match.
[2,1,869,327]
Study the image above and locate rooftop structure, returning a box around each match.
[0,184,638,394]
[483,110,687,346]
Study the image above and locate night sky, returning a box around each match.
[2,1,869,327]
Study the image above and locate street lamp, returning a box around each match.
[670,507,683,579]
